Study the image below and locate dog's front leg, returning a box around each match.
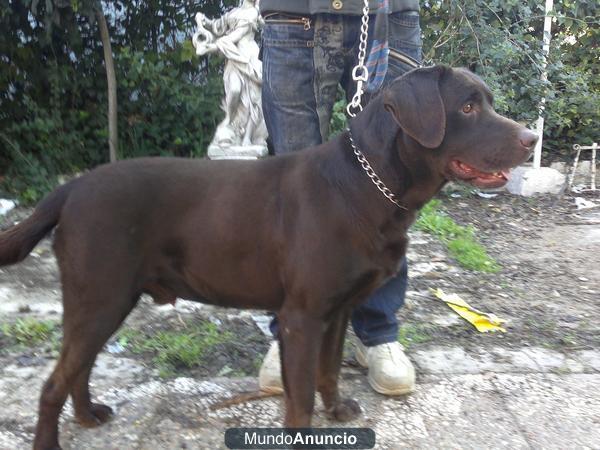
[317,309,361,422]
[278,308,323,427]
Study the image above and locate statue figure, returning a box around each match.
[192,0,268,160]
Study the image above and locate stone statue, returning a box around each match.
[192,0,268,160]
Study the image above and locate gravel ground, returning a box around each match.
[1,188,599,449]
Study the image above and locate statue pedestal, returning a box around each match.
[208,144,268,160]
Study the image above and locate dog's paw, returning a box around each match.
[76,403,114,428]
[326,398,361,422]
[34,444,62,450]
[33,436,62,450]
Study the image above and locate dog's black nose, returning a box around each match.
[519,129,538,150]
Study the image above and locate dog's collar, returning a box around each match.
[346,128,407,210]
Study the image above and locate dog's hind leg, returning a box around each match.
[70,363,113,427]
[34,281,138,450]
[317,309,361,422]
[69,294,139,428]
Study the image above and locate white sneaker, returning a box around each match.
[258,341,284,394]
[355,341,415,395]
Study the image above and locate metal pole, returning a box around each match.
[591,142,597,190]
[568,145,582,191]
[568,143,598,192]
[533,0,554,169]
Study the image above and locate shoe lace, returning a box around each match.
[373,342,403,364]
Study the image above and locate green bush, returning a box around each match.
[116,45,224,159]
[0,0,597,201]
[420,0,599,157]
[0,1,233,203]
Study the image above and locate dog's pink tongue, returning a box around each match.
[456,161,510,181]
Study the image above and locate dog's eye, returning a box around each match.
[462,103,473,114]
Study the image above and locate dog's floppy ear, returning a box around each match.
[383,66,446,149]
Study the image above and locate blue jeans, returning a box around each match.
[261,12,422,346]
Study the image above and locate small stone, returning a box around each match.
[506,166,566,196]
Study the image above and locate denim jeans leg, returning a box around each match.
[347,11,422,347]
[262,14,346,336]
[312,14,348,140]
[261,15,320,154]
[265,12,422,344]
[351,258,408,346]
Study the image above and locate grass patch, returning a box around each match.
[447,238,500,272]
[397,323,433,349]
[117,321,234,378]
[1,318,60,347]
[415,199,500,272]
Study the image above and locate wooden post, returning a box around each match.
[96,5,118,162]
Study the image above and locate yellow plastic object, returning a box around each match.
[431,288,506,333]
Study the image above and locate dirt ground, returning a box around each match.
[1,188,599,449]
[402,189,600,352]
[0,190,600,376]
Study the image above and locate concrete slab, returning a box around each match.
[411,345,600,375]
[1,354,599,449]
[493,373,600,449]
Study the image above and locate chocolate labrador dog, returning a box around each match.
[0,66,536,449]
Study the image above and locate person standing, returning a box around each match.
[258,0,422,396]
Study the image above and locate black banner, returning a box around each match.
[224,428,376,449]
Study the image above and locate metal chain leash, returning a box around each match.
[346,0,370,117]
[347,128,407,210]
[345,1,406,210]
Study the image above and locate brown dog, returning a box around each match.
[0,66,536,449]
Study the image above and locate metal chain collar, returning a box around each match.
[346,0,370,117]
[347,128,407,210]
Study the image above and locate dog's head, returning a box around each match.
[382,66,537,189]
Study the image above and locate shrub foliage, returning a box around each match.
[0,0,597,202]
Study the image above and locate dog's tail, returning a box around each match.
[0,180,77,267]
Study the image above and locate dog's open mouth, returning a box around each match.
[449,160,510,189]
